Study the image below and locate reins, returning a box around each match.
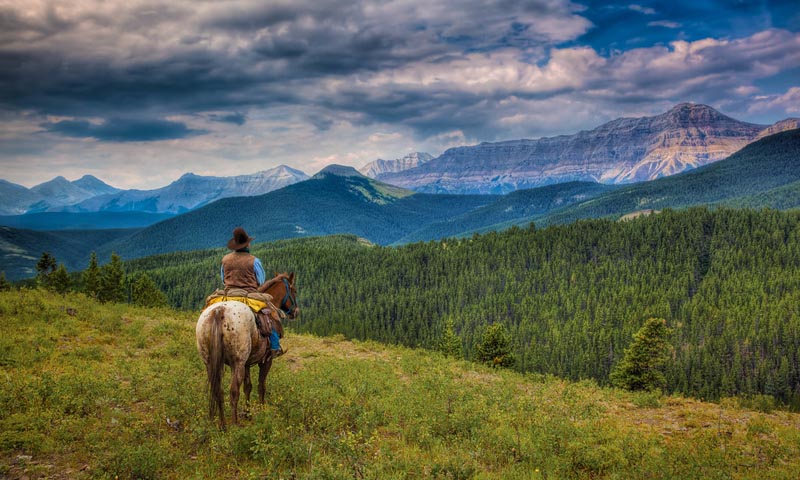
[279,277,297,316]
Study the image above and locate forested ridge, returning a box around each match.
[120,206,800,408]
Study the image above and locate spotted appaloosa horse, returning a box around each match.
[196,272,299,428]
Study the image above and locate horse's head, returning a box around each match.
[273,271,300,319]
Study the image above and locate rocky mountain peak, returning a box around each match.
[660,103,738,127]
[72,175,119,195]
[33,176,69,189]
[381,103,787,194]
[359,152,434,178]
[260,165,309,180]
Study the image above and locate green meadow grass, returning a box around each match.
[1,289,799,479]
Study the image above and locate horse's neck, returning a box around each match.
[258,275,284,293]
[266,282,284,298]
[260,276,286,296]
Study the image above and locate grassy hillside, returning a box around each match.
[2,289,799,479]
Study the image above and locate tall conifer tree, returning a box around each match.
[99,253,125,303]
[49,264,71,295]
[438,317,463,359]
[36,252,57,288]
[131,273,168,307]
[610,318,673,391]
[83,252,101,299]
[476,324,515,368]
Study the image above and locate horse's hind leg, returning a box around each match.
[243,366,253,417]
[258,358,273,404]
[230,362,246,424]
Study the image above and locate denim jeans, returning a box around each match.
[269,329,281,351]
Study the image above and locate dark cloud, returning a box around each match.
[42,118,205,142]
[0,0,798,151]
[208,112,247,125]
[0,0,590,119]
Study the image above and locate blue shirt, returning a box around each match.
[220,257,266,286]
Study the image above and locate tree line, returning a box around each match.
[107,207,800,408]
[25,251,168,308]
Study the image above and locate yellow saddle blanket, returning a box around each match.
[204,288,274,314]
[206,295,269,313]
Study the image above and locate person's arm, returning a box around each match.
[254,258,266,285]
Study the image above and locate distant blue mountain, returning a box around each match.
[26,175,120,213]
[71,175,121,196]
[0,179,42,215]
[0,166,309,221]
[57,165,309,214]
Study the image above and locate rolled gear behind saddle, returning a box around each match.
[204,288,280,338]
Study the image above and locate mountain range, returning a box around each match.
[3,102,800,280]
[0,165,309,217]
[94,165,497,260]
[380,103,800,194]
[3,127,800,280]
[4,103,796,221]
[0,175,120,215]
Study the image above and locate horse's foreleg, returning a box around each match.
[230,362,246,424]
[258,358,273,404]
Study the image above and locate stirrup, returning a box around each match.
[271,348,287,358]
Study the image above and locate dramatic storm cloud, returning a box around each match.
[42,118,205,142]
[0,0,798,188]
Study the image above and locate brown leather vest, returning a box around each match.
[222,252,258,292]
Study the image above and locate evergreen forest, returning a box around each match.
[119,206,800,409]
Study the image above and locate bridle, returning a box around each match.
[278,277,298,317]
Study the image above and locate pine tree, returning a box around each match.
[98,253,125,303]
[131,273,168,308]
[83,252,101,299]
[475,323,515,368]
[0,271,11,291]
[49,264,71,295]
[610,318,673,391]
[36,252,57,288]
[438,317,463,359]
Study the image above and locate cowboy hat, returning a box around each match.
[227,227,254,250]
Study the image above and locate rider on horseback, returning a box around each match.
[220,227,284,357]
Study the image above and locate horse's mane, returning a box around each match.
[257,272,291,293]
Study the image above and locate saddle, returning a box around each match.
[205,288,284,338]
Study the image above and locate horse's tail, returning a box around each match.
[206,305,226,428]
